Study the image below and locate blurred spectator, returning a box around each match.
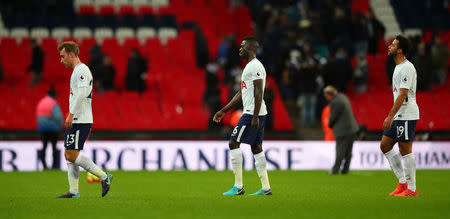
[412,43,432,91]
[223,37,241,84]
[328,7,352,55]
[323,47,352,92]
[203,62,222,130]
[352,12,369,57]
[26,39,44,87]
[95,55,115,91]
[88,43,103,76]
[279,67,295,101]
[126,49,148,92]
[353,54,369,93]
[365,8,385,55]
[295,43,320,127]
[217,36,231,64]
[36,86,63,170]
[264,80,275,131]
[429,34,449,84]
[255,3,273,39]
[264,11,289,79]
[194,25,210,69]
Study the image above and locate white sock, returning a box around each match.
[254,152,270,191]
[403,153,416,191]
[384,149,407,184]
[74,154,107,181]
[67,161,80,194]
[230,148,243,189]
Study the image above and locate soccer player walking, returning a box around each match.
[56,42,113,198]
[381,35,419,197]
[213,36,271,196]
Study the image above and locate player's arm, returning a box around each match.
[213,90,242,123]
[383,88,408,130]
[251,79,263,130]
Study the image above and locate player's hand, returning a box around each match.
[251,116,259,130]
[65,113,74,129]
[383,115,394,131]
[213,110,225,123]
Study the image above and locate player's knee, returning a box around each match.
[228,141,240,150]
[380,143,391,153]
[251,145,262,154]
[64,151,77,163]
[398,144,412,156]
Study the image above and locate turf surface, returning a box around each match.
[1,170,449,218]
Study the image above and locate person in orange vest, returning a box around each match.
[321,105,335,141]
[36,86,63,169]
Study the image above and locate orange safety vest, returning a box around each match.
[322,105,335,141]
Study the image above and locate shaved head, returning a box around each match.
[323,85,338,102]
[239,36,259,61]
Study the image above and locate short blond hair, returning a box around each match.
[58,41,79,56]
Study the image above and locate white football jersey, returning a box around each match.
[69,63,93,124]
[392,59,420,120]
[240,58,267,116]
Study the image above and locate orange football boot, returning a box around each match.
[395,188,418,197]
[389,183,408,196]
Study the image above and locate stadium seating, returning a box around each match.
[2,0,447,132]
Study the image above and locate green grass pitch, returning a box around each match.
[1,170,449,218]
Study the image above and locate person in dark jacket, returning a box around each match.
[125,49,148,92]
[26,39,44,87]
[95,55,115,91]
[324,85,359,174]
[36,86,63,169]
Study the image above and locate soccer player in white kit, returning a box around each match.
[56,41,113,198]
[213,36,272,196]
[381,35,420,197]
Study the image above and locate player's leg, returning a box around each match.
[230,140,243,188]
[381,120,408,196]
[223,115,251,196]
[250,144,272,195]
[397,140,417,196]
[248,116,271,195]
[330,137,346,174]
[56,148,81,198]
[40,132,49,170]
[65,149,81,195]
[56,128,80,198]
[223,139,245,196]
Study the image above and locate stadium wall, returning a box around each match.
[1,141,450,171]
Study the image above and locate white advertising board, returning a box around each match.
[1,141,449,171]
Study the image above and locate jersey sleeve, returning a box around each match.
[76,67,91,88]
[398,66,414,90]
[250,64,265,81]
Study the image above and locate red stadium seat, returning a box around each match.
[99,6,115,15]
[119,6,135,15]
[79,5,96,15]
[138,6,154,16]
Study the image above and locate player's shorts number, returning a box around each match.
[232,126,239,136]
[66,134,75,145]
[396,125,404,138]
